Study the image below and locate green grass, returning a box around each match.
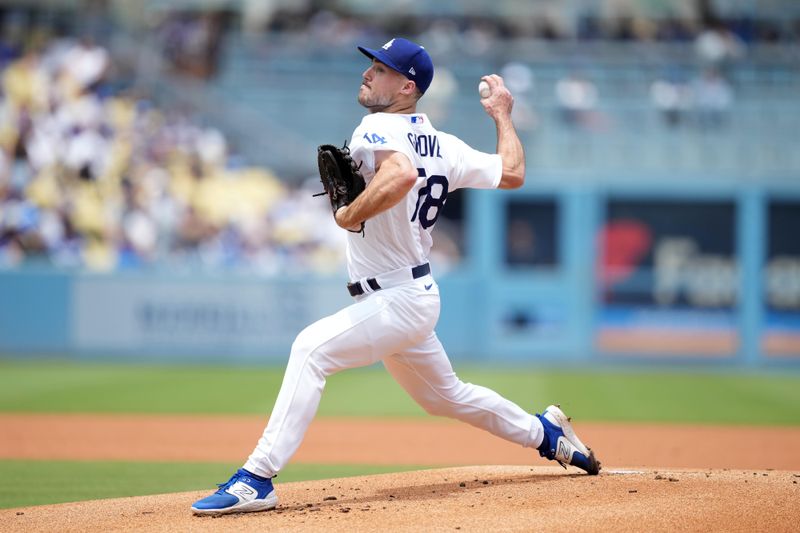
[1,360,799,424]
[0,460,425,509]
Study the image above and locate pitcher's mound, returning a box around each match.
[2,465,798,532]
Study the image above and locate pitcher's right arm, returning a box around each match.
[479,74,525,190]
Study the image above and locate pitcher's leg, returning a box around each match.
[243,324,332,478]
[383,333,544,448]
[245,292,424,478]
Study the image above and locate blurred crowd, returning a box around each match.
[2,1,796,274]
[255,2,800,46]
[232,4,752,138]
[0,38,346,273]
[157,11,228,80]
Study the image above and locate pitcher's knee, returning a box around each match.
[290,329,315,360]
[289,328,349,378]
[288,331,326,372]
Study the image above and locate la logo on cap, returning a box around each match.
[382,39,395,50]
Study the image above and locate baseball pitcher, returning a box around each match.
[192,37,600,516]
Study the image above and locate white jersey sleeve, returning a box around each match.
[349,114,416,180]
[442,133,503,191]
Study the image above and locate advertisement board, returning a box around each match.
[596,199,738,357]
[72,276,350,359]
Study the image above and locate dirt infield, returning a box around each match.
[2,414,800,531]
[3,413,800,470]
[2,466,798,532]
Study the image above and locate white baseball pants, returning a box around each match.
[244,273,544,478]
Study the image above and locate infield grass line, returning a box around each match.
[1,360,799,424]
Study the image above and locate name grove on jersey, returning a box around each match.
[407,133,442,158]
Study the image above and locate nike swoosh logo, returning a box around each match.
[424,283,433,290]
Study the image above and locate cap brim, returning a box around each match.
[358,46,404,77]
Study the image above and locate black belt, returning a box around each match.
[347,263,431,297]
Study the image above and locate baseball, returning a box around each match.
[478,80,491,98]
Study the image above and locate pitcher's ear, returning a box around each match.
[401,79,418,96]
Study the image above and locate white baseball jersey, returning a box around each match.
[346,112,502,280]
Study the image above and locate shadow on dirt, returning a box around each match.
[272,471,588,514]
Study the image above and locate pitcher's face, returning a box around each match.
[358,60,407,112]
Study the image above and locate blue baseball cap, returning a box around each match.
[358,37,434,94]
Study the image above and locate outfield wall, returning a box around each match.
[2,184,798,366]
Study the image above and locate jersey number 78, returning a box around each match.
[411,168,449,230]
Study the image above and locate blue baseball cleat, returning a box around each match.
[536,404,601,475]
[191,468,278,515]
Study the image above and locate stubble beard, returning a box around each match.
[358,88,392,113]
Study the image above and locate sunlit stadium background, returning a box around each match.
[1,0,799,366]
